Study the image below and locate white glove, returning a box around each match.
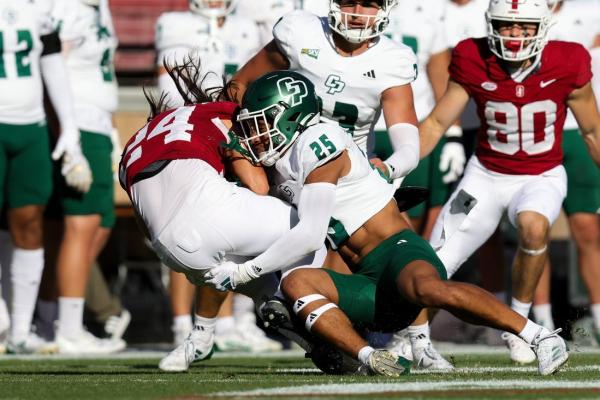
[439,141,466,184]
[52,127,93,193]
[205,260,259,291]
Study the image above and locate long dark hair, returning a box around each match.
[143,57,241,121]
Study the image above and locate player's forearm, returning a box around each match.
[383,123,420,179]
[244,183,335,277]
[583,126,600,167]
[40,53,78,132]
[419,115,447,159]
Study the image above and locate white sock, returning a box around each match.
[518,319,544,344]
[57,297,85,338]
[511,297,532,318]
[0,297,9,333]
[408,322,430,347]
[357,345,375,364]
[233,295,254,319]
[532,303,554,330]
[215,316,234,335]
[173,314,192,331]
[591,304,600,330]
[194,314,216,332]
[10,248,44,341]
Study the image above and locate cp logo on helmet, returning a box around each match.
[277,77,309,107]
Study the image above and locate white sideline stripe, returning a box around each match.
[272,365,600,375]
[214,380,600,397]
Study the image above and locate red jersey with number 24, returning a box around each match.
[449,38,592,175]
[119,102,238,194]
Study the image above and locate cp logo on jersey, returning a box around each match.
[277,77,308,107]
[324,74,346,95]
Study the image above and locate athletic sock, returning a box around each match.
[511,297,532,318]
[358,346,375,365]
[215,316,235,335]
[194,314,216,332]
[591,304,600,331]
[518,319,544,344]
[10,248,44,341]
[173,314,192,331]
[57,297,85,339]
[233,294,254,319]
[532,303,555,330]
[408,322,430,348]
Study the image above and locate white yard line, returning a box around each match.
[214,379,600,397]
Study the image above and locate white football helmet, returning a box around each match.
[189,0,236,18]
[328,0,398,44]
[80,0,100,5]
[486,0,552,61]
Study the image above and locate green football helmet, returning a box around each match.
[237,71,321,166]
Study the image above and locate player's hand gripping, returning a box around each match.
[205,260,260,291]
[52,126,93,193]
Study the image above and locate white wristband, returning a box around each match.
[445,125,463,138]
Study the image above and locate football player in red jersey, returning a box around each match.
[417,0,600,364]
[119,64,325,372]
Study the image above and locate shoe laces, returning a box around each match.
[533,328,563,346]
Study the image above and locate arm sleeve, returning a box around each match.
[40,53,78,132]
[383,123,420,179]
[249,182,336,275]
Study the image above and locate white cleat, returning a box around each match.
[104,310,131,341]
[366,349,411,376]
[412,341,454,371]
[533,328,568,376]
[7,332,58,355]
[501,332,537,364]
[236,313,283,353]
[159,326,215,372]
[56,330,125,355]
[385,329,413,361]
[0,298,9,354]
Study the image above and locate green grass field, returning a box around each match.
[1,349,600,399]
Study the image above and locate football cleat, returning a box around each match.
[366,349,411,377]
[104,310,131,341]
[7,332,58,355]
[533,328,568,375]
[412,341,454,371]
[159,326,215,372]
[385,329,413,361]
[502,332,537,364]
[56,330,125,355]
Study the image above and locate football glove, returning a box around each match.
[52,127,93,193]
[439,141,465,184]
[205,260,259,291]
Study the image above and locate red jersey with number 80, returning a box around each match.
[450,38,592,175]
[119,102,238,193]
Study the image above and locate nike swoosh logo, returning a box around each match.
[540,79,557,88]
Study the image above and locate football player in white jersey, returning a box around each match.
[208,70,569,377]
[230,0,459,369]
[48,0,125,355]
[0,0,91,354]
[155,0,261,108]
[367,0,457,370]
[235,0,296,46]
[155,0,282,359]
[531,0,600,344]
